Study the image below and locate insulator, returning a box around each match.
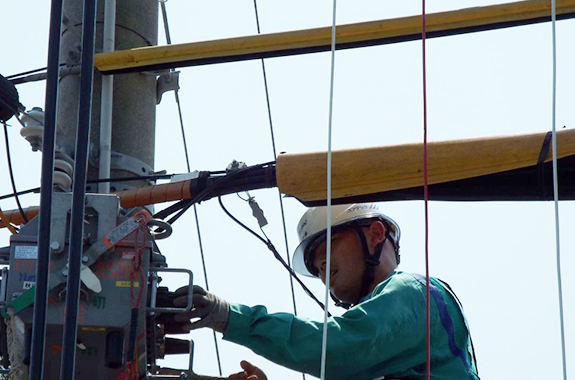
[54,155,74,191]
[19,107,45,151]
[0,74,22,122]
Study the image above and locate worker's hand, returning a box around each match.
[227,361,268,380]
[173,285,230,333]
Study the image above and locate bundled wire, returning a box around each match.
[153,162,276,223]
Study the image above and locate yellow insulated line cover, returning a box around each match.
[275,129,575,203]
[95,0,575,73]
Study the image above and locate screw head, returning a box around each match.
[50,241,60,252]
[82,255,89,264]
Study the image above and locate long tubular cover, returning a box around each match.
[94,0,575,74]
[275,129,575,203]
[4,129,575,227]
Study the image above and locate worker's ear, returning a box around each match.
[366,221,386,251]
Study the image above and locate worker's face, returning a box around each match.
[312,228,365,304]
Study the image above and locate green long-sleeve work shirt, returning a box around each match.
[223,270,479,380]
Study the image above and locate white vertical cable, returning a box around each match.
[550,2,568,379]
[98,0,116,193]
[320,1,337,379]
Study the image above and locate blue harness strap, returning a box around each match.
[410,273,476,380]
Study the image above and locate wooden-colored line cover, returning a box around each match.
[2,129,575,227]
[275,129,575,202]
[95,0,575,73]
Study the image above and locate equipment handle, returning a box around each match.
[147,268,193,313]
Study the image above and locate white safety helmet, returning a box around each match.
[293,203,400,278]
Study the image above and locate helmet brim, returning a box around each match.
[293,229,325,277]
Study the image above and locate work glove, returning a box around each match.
[173,285,230,333]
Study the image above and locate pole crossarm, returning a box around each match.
[94,0,575,74]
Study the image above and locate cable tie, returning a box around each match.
[537,131,553,199]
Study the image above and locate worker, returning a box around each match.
[173,203,479,379]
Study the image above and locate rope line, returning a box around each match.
[320,1,338,379]
[421,1,431,379]
[193,204,223,376]
[550,1,568,379]
[159,2,222,375]
[252,0,301,335]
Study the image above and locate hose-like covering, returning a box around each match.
[0,74,22,122]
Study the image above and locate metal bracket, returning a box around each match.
[147,268,193,314]
[86,151,156,192]
[156,71,180,104]
[49,192,120,255]
[110,151,154,177]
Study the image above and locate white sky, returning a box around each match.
[1,0,574,379]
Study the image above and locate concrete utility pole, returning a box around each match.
[58,0,158,190]
[21,1,159,379]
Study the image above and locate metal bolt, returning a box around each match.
[62,268,68,277]
[50,241,60,252]
[82,255,89,264]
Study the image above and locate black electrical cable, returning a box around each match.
[0,160,274,220]
[0,173,175,203]
[218,195,330,316]
[163,171,232,223]
[153,162,275,223]
[236,192,250,201]
[0,185,38,201]
[154,199,190,221]
[60,0,97,376]
[88,173,174,183]
[163,168,257,223]
[29,0,64,377]
[2,122,29,223]
[5,64,66,80]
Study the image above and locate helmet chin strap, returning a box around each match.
[330,226,388,309]
[355,226,386,306]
